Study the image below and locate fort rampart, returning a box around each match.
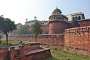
[64,26,90,55]
[9,26,90,55]
[9,34,64,47]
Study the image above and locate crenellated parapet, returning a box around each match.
[65,26,90,33]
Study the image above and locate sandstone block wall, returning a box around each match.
[79,19,90,27]
[0,43,51,60]
[0,48,10,60]
[10,44,51,60]
[64,26,90,54]
[25,49,51,60]
[9,34,64,47]
[49,21,68,34]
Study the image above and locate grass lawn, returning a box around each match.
[0,40,30,45]
[0,40,22,45]
[49,48,90,60]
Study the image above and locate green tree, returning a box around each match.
[0,16,16,45]
[31,20,42,41]
[16,25,31,34]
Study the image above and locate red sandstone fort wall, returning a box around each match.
[9,34,64,47]
[9,26,90,55]
[49,21,67,34]
[37,34,64,47]
[64,26,90,54]
[79,19,90,27]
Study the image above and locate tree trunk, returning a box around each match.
[0,39,1,44]
[5,32,8,45]
[0,36,2,44]
[35,35,38,42]
[35,37,37,42]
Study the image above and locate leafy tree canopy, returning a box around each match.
[31,20,42,37]
[0,17,16,33]
[0,16,16,45]
[16,25,31,34]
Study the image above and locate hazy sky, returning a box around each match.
[0,0,89,24]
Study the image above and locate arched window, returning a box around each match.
[72,17,75,20]
[78,16,81,20]
[82,14,85,19]
[75,17,77,20]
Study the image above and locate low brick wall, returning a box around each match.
[9,34,64,47]
[25,48,51,60]
[64,26,90,55]
[10,43,51,60]
[0,43,51,60]
[0,48,9,60]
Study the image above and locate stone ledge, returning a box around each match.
[25,48,50,55]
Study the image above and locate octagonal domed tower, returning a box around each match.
[48,8,68,34]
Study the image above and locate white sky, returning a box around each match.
[0,0,40,24]
[0,0,54,24]
[0,0,89,24]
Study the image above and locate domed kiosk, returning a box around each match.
[48,8,68,34]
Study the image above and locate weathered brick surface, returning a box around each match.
[25,49,51,60]
[9,34,64,47]
[0,48,9,60]
[79,19,90,27]
[10,44,51,60]
[64,26,90,54]
[48,21,68,34]
[0,43,51,60]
